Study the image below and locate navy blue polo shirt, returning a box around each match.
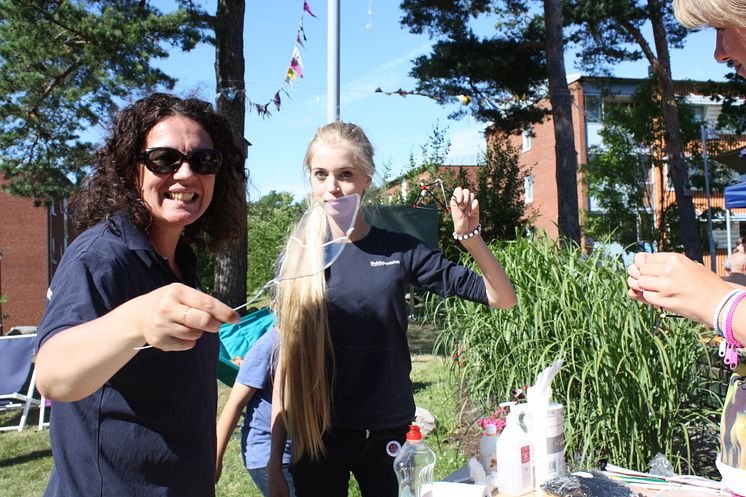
[37,214,219,497]
[325,226,488,429]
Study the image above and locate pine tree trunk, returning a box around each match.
[213,0,247,308]
[544,0,581,247]
[649,0,703,261]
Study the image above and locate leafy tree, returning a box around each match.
[545,0,581,246]
[698,74,746,134]
[399,1,584,246]
[477,136,533,242]
[582,79,730,253]
[247,191,304,294]
[565,0,703,260]
[399,1,548,134]
[0,0,209,202]
[212,0,248,308]
[391,125,528,254]
[400,0,706,258]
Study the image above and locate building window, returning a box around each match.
[585,94,603,123]
[521,128,532,152]
[524,175,534,204]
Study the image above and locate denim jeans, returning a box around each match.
[249,464,296,497]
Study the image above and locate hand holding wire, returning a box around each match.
[449,187,480,240]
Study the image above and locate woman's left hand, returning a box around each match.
[450,187,479,238]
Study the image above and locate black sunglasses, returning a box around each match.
[137,147,223,175]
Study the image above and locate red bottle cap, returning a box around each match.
[406,424,422,441]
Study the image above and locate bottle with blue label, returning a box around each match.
[393,424,436,497]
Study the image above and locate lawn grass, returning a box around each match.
[0,329,470,496]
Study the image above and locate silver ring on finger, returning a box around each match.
[182,306,191,323]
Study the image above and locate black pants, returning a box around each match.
[291,425,409,497]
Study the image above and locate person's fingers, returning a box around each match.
[450,187,464,205]
[627,287,645,301]
[627,273,642,292]
[176,286,240,329]
[181,305,228,333]
[632,252,648,266]
[627,263,640,279]
[147,327,205,351]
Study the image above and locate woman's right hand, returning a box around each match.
[36,282,239,401]
[267,461,289,497]
[130,283,240,350]
[626,252,729,325]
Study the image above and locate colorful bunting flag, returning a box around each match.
[303,0,317,18]
[374,86,530,108]
[244,1,317,119]
[373,86,443,102]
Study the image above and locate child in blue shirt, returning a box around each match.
[216,328,295,496]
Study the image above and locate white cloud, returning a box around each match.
[445,125,487,165]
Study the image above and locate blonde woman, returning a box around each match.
[267,122,517,497]
[627,4,746,495]
[674,0,746,76]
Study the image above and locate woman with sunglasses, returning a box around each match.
[34,93,244,497]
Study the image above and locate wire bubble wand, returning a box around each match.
[413,178,450,212]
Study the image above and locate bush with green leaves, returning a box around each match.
[247,191,304,293]
[432,233,720,474]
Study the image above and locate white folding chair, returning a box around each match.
[0,334,42,432]
[38,395,50,430]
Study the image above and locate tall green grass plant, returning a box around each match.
[433,234,720,474]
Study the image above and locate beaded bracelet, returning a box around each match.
[713,289,741,336]
[452,224,482,241]
[723,290,746,369]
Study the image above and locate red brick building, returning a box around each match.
[508,74,746,272]
[0,187,67,334]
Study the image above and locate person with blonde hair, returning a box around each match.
[267,121,517,497]
[628,4,746,496]
[674,0,746,77]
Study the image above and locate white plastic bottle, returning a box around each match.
[479,422,499,475]
[393,425,436,497]
[496,407,533,496]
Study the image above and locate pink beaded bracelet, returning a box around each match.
[723,290,746,369]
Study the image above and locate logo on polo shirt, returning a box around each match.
[370,259,401,267]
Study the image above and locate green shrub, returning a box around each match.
[432,233,720,474]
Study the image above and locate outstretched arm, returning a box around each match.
[36,283,240,402]
[450,187,517,309]
[627,252,746,345]
[216,382,257,483]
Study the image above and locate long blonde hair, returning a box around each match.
[673,0,746,28]
[275,121,375,462]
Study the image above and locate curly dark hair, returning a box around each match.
[67,93,246,252]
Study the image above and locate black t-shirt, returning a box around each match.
[37,214,219,497]
[326,226,488,429]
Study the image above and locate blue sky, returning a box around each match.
[152,0,733,201]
